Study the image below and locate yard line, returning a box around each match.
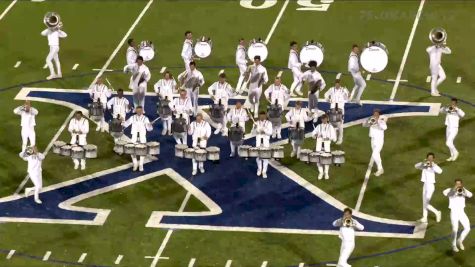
[72,63,79,70]
[225,259,233,267]
[264,0,290,45]
[456,76,462,83]
[115,255,124,265]
[92,68,115,72]
[91,0,154,87]
[354,157,374,212]
[43,63,48,69]
[6,250,15,259]
[42,251,51,261]
[188,258,196,267]
[277,70,283,77]
[261,261,268,267]
[387,79,408,83]
[14,61,21,68]
[78,253,87,263]
[0,0,17,21]
[160,66,167,73]
[389,0,426,101]
[366,74,371,81]
[298,263,305,267]
[426,75,431,83]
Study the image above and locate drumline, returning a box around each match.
[237,145,284,160]
[113,141,160,156]
[174,144,221,162]
[299,150,345,166]
[52,140,98,159]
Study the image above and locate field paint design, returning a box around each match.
[354,157,374,212]
[0,0,17,21]
[264,0,290,45]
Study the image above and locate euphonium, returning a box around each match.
[429,27,447,45]
[43,12,62,30]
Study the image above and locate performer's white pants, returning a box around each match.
[184,58,191,72]
[370,137,384,171]
[446,127,459,157]
[290,67,302,94]
[337,240,355,267]
[162,117,172,134]
[317,163,330,176]
[96,106,107,130]
[46,45,61,76]
[21,126,36,152]
[422,183,438,219]
[230,141,243,156]
[256,158,269,174]
[192,159,204,171]
[350,72,366,101]
[236,64,247,92]
[73,158,86,168]
[291,141,301,157]
[316,139,331,152]
[248,86,262,117]
[186,88,199,116]
[430,64,446,94]
[131,155,145,168]
[174,132,187,146]
[450,209,470,246]
[133,83,147,108]
[272,122,282,137]
[27,171,43,201]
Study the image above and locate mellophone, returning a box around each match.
[298,149,345,166]
[113,141,160,156]
[174,144,220,162]
[237,145,284,160]
[52,141,98,159]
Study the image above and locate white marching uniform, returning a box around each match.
[126,46,138,65]
[288,49,302,95]
[89,83,111,130]
[13,106,38,152]
[440,106,465,160]
[68,117,89,169]
[301,70,326,112]
[122,114,153,171]
[236,45,248,92]
[170,97,193,145]
[41,28,67,78]
[325,86,350,143]
[178,69,205,116]
[363,116,387,172]
[19,151,45,203]
[332,218,364,267]
[443,187,472,249]
[227,107,249,156]
[208,81,234,134]
[123,63,151,108]
[253,120,273,177]
[154,78,177,135]
[107,96,130,121]
[264,84,290,137]
[427,45,451,95]
[415,161,442,221]
[188,120,212,173]
[348,51,366,102]
[181,39,193,72]
[312,122,336,179]
[247,64,269,117]
[285,107,310,157]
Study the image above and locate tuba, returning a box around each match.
[44,12,62,30]
[429,27,447,45]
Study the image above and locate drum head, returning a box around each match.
[247,42,268,62]
[194,41,212,58]
[139,47,155,61]
[360,44,388,73]
[300,44,324,66]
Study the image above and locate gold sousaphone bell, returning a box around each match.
[44,12,62,30]
[429,27,447,45]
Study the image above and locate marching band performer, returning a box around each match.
[301,60,326,113]
[126,38,138,65]
[285,101,309,158]
[252,111,273,178]
[154,71,177,135]
[227,101,249,157]
[415,152,442,223]
[440,98,465,161]
[288,41,303,96]
[122,106,153,172]
[348,44,366,105]
[363,109,387,177]
[264,77,290,139]
[107,88,130,121]
[247,56,269,118]
[19,146,44,204]
[443,179,472,252]
[332,208,364,267]
[123,56,151,109]
[208,73,234,135]
[324,79,349,145]
[68,111,89,170]
[181,31,194,72]
[13,100,38,152]
[178,61,205,116]
[235,38,248,94]
[41,25,67,80]
[312,114,336,180]
[170,89,193,145]
[427,43,451,96]
[188,113,212,175]
[89,77,111,132]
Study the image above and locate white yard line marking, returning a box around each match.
[31,0,46,2]
[160,66,167,73]
[264,0,290,45]
[277,70,283,77]
[6,250,15,259]
[261,261,268,267]
[42,251,51,261]
[426,75,431,83]
[326,264,337,267]
[78,253,87,263]
[225,259,233,267]
[387,79,408,82]
[91,0,154,86]
[298,263,305,267]
[366,74,371,81]
[14,61,21,68]
[115,255,123,265]
[0,0,17,21]
[92,68,114,72]
[389,0,426,101]
[456,76,462,83]
[354,157,374,212]
[43,63,48,69]
[188,258,196,267]
[72,63,79,70]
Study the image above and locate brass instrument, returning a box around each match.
[343,217,353,227]
[456,187,464,196]
[423,160,433,168]
[447,105,456,113]
[429,27,447,46]
[43,12,62,30]
[25,146,34,156]
[368,117,377,125]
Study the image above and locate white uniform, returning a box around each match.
[68,117,89,169]
[332,218,364,267]
[227,107,249,156]
[181,39,193,72]
[19,151,45,203]
[440,106,465,160]
[363,116,387,172]
[443,187,472,248]
[107,96,130,120]
[253,120,273,177]
[13,106,38,152]
[126,46,138,65]
[41,28,67,78]
[325,86,350,143]
[236,45,248,92]
[89,83,111,130]
[264,84,290,138]
[348,51,366,102]
[170,97,193,145]
[427,45,451,95]
[312,122,336,179]
[288,49,302,95]
[208,81,234,134]
[285,107,310,157]
[188,120,212,174]
[415,161,442,221]
[301,70,326,112]
[123,63,151,108]
[122,114,153,171]
[178,69,205,116]
[247,64,269,118]
[154,78,177,135]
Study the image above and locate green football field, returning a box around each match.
[1,0,475,266]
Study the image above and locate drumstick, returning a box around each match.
[150,117,161,125]
[105,78,115,91]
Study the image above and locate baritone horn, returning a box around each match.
[429,27,447,45]
[44,12,62,30]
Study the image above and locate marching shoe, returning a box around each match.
[325,174,330,180]
[336,140,343,145]
[199,167,205,173]
[431,92,441,97]
[222,131,228,137]
[24,188,34,197]
[446,157,454,162]
[56,74,62,79]
[453,152,459,161]
[356,100,362,106]
[277,133,282,139]
[296,90,303,96]
[192,169,197,176]
[81,164,86,171]
[74,162,79,170]
[214,129,220,135]
[290,151,295,158]
[318,173,323,180]
[262,172,267,179]
[161,129,167,135]
[452,245,459,253]
[435,210,442,223]
[229,153,235,157]
[290,93,297,97]
[96,125,101,131]
[418,217,428,223]
[139,165,144,172]
[34,198,42,204]
[374,169,384,177]
[457,239,465,251]
[133,164,138,172]
[257,169,262,177]
[271,134,276,139]
[46,75,56,80]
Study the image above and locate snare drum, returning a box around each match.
[320,152,333,165]
[238,145,251,158]
[194,36,212,58]
[71,146,85,159]
[88,102,103,122]
[53,141,66,154]
[109,118,123,138]
[147,142,160,155]
[124,143,136,155]
[135,144,148,156]
[60,145,72,157]
[84,144,97,159]
[139,40,155,61]
[194,149,208,162]
[309,152,321,163]
[332,150,345,165]
[360,41,389,73]
[206,146,220,161]
[258,147,272,159]
[299,149,312,163]
[247,39,268,62]
[300,41,324,66]
[184,148,195,159]
[175,144,188,158]
[248,147,259,158]
[271,146,284,159]
[114,140,127,154]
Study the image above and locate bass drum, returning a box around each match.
[299,41,324,66]
[360,41,389,73]
[139,40,155,61]
[194,36,212,58]
[247,39,268,62]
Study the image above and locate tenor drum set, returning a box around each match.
[174,144,221,162]
[298,150,345,166]
[139,40,155,61]
[194,36,212,59]
[113,141,160,156]
[360,41,389,73]
[238,145,284,160]
[247,38,268,62]
[300,40,325,66]
[88,102,104,122]
[52,141,98,159]
[109,117,124,138]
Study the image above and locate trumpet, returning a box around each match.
[343,217,353,227]
[25,146,34,156]
[447,105,456,113]
[423,160,433,168]
[368,117,377,125]
[456,187,464,196]
[44,12,62,30]
[429,27,447,46]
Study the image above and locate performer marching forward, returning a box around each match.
[227,101,249,157]
[348,44,366,105]
[235,38,248,94]
[13,100,38,152]
[363,109,387,177]
[89,77,111,132]
[122,106,153,172]
[41,24,67,80]
[246,56,269,118]
[126,38,137,65]
[68,111,89,170]
[264,77,290,139]
[312,114,336,180]
[154,71,177,135]
[415,152,443,223]
[324,79,349,145]
[427,42,451,96]
[301,60,326,113]
[19,146,44,204]
[252,111,273,178]
[440,98,465,161]
[107,88,130,122]
[208,73,234,135]
[178,61,205,116]
[285,101,309,158]
[123,56,151,109]
[332,208,364,267]
[170,89,193,145]
[288,41,303,96]
[181,31,194,72]
[188,113,212,176]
